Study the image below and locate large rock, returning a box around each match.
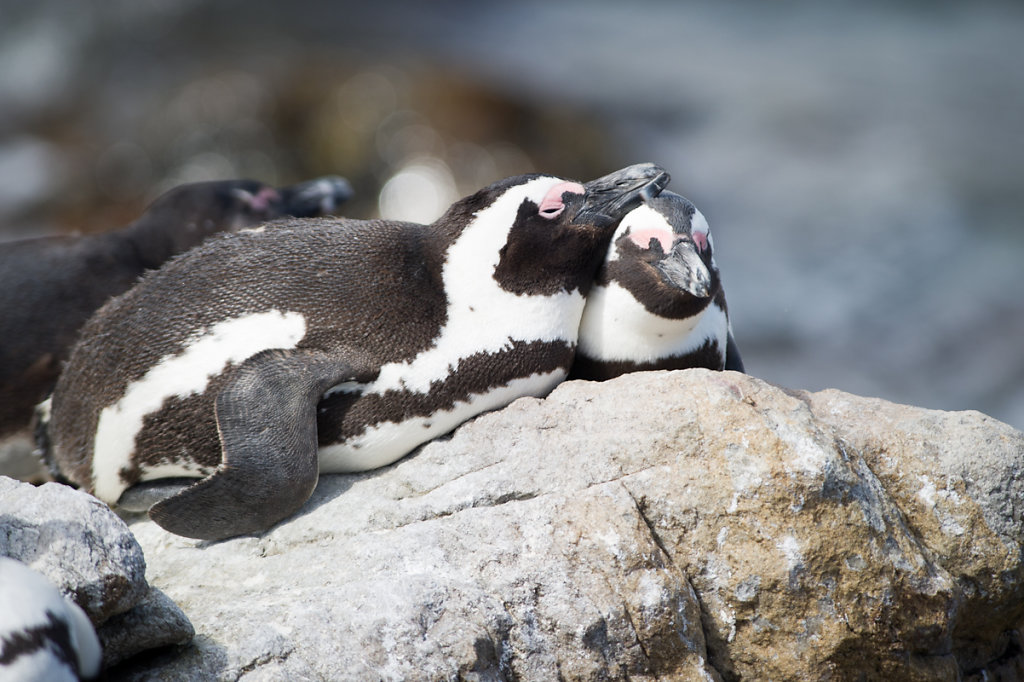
[0,478,147,622]
[117,370,1024,680]
[0,477,194,669]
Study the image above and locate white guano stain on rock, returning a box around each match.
[917,476,937,508]
[716,527,729,548]
[777,535,803,572]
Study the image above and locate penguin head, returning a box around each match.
[601,190,721,315]
[441,163,669,296]
[131,177,353,266]
[142,180,281,245]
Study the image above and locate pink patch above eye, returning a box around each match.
[628,228,675,252]
[248,187,280,212]
[692,231,708,252]
[538,181,585,218]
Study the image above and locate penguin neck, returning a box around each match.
[578,281,726,363]
[437,203,587,344]
[120,213,187,270]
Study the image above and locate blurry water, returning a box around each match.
[1,0,1022,427]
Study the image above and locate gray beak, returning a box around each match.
[655,240,713,298]
[575,163,671,230]
[278,176,354,217]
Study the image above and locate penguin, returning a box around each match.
[0,176,353,479]
[570,190,743,381]
[44,163,669,541]
[0,557,102,682]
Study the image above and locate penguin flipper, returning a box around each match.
[724,331,745,373]
[148,348,376,541]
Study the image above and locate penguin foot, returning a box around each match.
[117,478,196,512]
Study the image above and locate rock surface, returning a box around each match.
[111,370,1024,680]
[0,477,194,669]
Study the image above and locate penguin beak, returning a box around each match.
[277,176,355,217]
[655,240,713,298]
[575,163,671,230]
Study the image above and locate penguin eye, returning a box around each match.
[537,181,584,221]
[231,187,278,214]
[537,194,566,220]
[538,202,565,220]
[692,230,709,253]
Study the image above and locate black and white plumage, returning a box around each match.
[0,558,101,682]
[0,176,353,448]
[570,190,743,381]
[45,164,669,541]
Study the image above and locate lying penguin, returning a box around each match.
[44,163,669,541]
[0,557,102,682]
[0,176,353,478]
[571,190,743,380]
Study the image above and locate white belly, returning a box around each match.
[317,368,565,472]
[578,282,728,363]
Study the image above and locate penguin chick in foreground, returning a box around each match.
[0,176,353,479]
[45,164,669,541]
[0,557,102,682]
[571,190,743,380]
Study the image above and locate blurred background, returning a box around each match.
[1,0,1022,428]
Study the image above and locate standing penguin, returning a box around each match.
[45,164,669,541]
[0,176,353,478]
[571,190,743,381]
